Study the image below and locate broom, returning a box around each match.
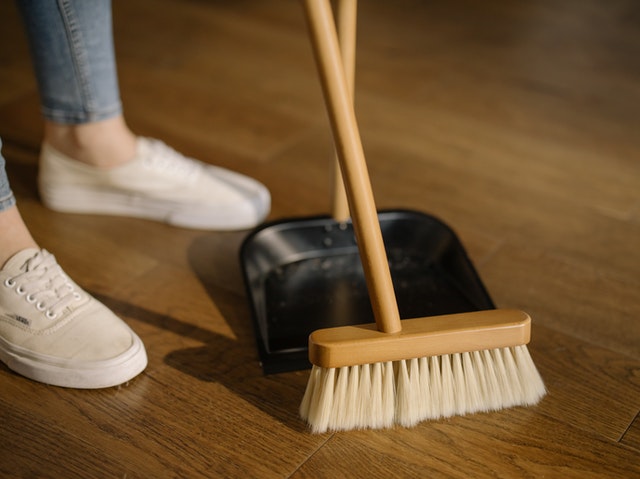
[299,0,546,433]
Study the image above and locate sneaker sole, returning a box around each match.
[0,334,148,389]
[39,185,269,230]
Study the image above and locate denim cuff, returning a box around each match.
[0,191,16,213]
[41,101,123,125]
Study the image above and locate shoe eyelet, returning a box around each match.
[45,310,57,320]
[73,292,82,300]
[4,278,16,288]
[16,285,26,295]
[36,301,47,311]
[26,293,37,303]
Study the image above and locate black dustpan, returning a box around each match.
[241,210,494,374]
[240,1,494,374]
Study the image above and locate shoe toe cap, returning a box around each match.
[176,166,271,230]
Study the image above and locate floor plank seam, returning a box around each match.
[618,410,640,444]
[286,434,335,478]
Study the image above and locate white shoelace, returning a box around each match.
[3,251,81,320]
[140,139,203,182]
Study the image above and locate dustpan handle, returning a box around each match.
[331,0,357,222]
[303,0,402,334]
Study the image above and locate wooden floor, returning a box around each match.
[1,0,639,477]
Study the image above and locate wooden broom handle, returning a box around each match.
[331,0,356,222]
[303,0,402,334]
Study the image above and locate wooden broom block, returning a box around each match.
[308,309,532,368]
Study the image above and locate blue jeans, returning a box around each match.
[0,141,15,212]
[0,0,121,212]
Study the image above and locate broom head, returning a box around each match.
[300,309,546,433]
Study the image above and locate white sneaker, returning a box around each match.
[38,137,271,230]
[0,249,147,388]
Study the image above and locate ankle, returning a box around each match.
[0,206,38,267]
[44,116,137,169]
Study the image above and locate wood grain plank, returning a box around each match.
[291,412,640,479]
[481,241,640,360]
[0,0,639,477]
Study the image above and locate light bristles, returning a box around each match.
[514,345,547,405]
[395,359,411,427]
[428,356,442,418]
[300,346,546,433]
[327,366,349,431]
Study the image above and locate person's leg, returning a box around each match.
[17,0,270,229]
[0,140,147,388]
[0,143,38,266]
[16,0,136,166]
[44,116,136,168]
[0,207,38,267]
[1,3,147,389]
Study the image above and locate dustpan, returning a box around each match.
[240,0,494,374]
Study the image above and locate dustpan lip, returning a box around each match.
[240,208,458,252]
